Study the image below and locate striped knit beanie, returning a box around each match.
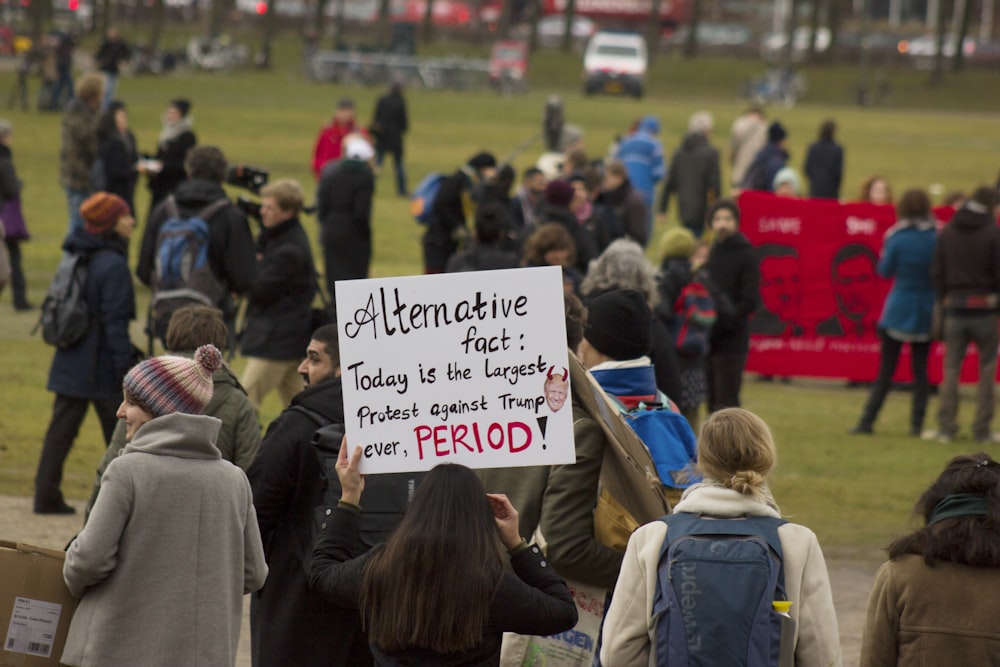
[81,192,130,235]
[122,345,223,417]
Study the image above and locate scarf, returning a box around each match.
[159,114,193,149]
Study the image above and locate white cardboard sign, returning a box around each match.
[336,266,574,474]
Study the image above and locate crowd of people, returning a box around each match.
[5,44,1000,665]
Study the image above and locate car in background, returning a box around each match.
[582,31,647,98]
[761,26,830,62]
[488,39,529,93]
[663,22,753,55]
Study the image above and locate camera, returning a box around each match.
[225,164,269,194]
[236,195,262,220]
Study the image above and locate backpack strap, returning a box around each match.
[163,195,179,220]
[288,404,334,431]
[197,197,233,222]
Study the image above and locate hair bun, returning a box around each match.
[729,470,766,496]
[194,344,223,374]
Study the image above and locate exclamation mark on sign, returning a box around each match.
[536,416,548,450]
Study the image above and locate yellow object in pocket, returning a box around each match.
[593,486,640,551]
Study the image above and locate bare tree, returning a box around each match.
[208,0,227,38]
[498,0,514,37]
[377,0,393,49]
[646,0,662,62]
[684,0,702,57]
[422,0,435,43]
[311,0,329,44]
[952,0,972,71]
[28,0,51,42]
[258,0,279,68]
[561,0,576,52]
[149,0,166,50]
[806,0,824,61]
[930,0,950,83]
[527,0,542,53]
[782,0,801,68]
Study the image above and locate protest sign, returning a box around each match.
[336,266,575,474]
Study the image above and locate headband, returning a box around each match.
[928,493,989,526]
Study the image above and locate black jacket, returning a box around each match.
[445,243,520,273]
[98,130,138,213]
[242,216,317,360]
[0,143,19,206]
[659,132,721,230]
[706,231,759,355]
[803,138,843,199]
[371,91,408,154]
[147,129,196,209]
[247,379,372,667]
[596,180,649,247]
[95,37,130,75]
[423,169,474,272]
[137,179,257,314]
[310,507,577,667]
[932,204,1000,309]
[317,158,375,282]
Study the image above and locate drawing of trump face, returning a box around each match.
[544,367,569,413]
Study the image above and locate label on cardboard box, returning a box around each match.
[4,597,61,659]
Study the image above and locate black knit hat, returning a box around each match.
[584,289,652,361]
[467,151,497,171]
[768,121,787,143]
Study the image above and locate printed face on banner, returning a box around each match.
[336,266,575,474]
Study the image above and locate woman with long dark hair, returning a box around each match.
[849,189,937,437]
[96,100,138,215]
[310,446,577,665]
[861,453,1000,666]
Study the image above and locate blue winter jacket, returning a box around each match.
[47,228,135,399]
[615,116,665,214]
[877,220,936,337]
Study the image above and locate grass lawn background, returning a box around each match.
[1,33,998,556]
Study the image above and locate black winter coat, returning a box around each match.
[659,132,721,231]
[596,181,649,247]
[241,216,317,360]
[705,231,759,355]
[932,204,1000,305]
[317,158,375,282]
[445,243,520,273]
[371,91,408,154]
[247,379,373,667]
[98,130,138,214]
[147,129,196,211]
[803,138,843,199]
[137,179,257,315]
[423,169,473,272]
[47,229,134,399]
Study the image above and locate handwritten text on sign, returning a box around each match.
[336,267,574,474]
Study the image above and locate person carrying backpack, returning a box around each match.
[35,192,136,514]
[600,408,842,667]
[136,145,256,345]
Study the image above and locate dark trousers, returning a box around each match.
[376,146,407,196]
[706,351,747,412]
[35,394,119,511]
[857,330,930,432]
[938,313,999,439]
[5,238,27,308]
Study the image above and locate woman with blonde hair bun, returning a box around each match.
[600,408,842,667]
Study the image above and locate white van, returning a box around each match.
[582,31,647,98]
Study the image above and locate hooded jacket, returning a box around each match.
[615,116,665,209]
[931,202,1000,311]
[600,484,842,667]
[47,228,134,399]
[706,231,759,355]
[659,132,721,230]
[63,413,267,667]
[136,179,257,311]
[59,97,99,191]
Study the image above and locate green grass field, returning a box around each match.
[0,37,997,554]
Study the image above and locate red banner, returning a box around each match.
[739,192,993,383]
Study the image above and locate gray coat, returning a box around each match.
[62,413,268,667]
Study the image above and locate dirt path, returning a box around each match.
[0,495,878,666]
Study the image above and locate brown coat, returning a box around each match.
[861,554,1000,667]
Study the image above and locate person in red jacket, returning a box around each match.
[312,98,356,180]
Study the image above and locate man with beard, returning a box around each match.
[704,200,759,411]
[247,325,373,667]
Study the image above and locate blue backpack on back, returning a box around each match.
[652,513,789,667]
[613,395,701,490]
[409,173,445,225]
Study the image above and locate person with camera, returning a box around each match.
[240,178,317,412]
[136,145,257,344]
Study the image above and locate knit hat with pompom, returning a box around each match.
[122,344,223,417]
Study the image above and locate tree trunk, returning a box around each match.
[806,0,822,61]
[782,0,799,68]
[952,0,971,71]
[28,0,50,43]
[98,0,111,35]
[560,0,576,52]
[684,0,702,57]
[377,0,392,49]
[527,0,541,54]
[333,0,346,47]
[149,0,166,51]
[310,0,328,45]
[646,0,661,63]
[930,0,949,83]
[422,0,435,43]
[259,0,278,68]
[824,0,841,62]
[208,0,227,38]
[498,0,513,37]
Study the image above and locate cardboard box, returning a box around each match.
[0,541,78,667]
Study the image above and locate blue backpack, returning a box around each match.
[613,395,701,490]
[409,173,445,225]
[652,513,789,667]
